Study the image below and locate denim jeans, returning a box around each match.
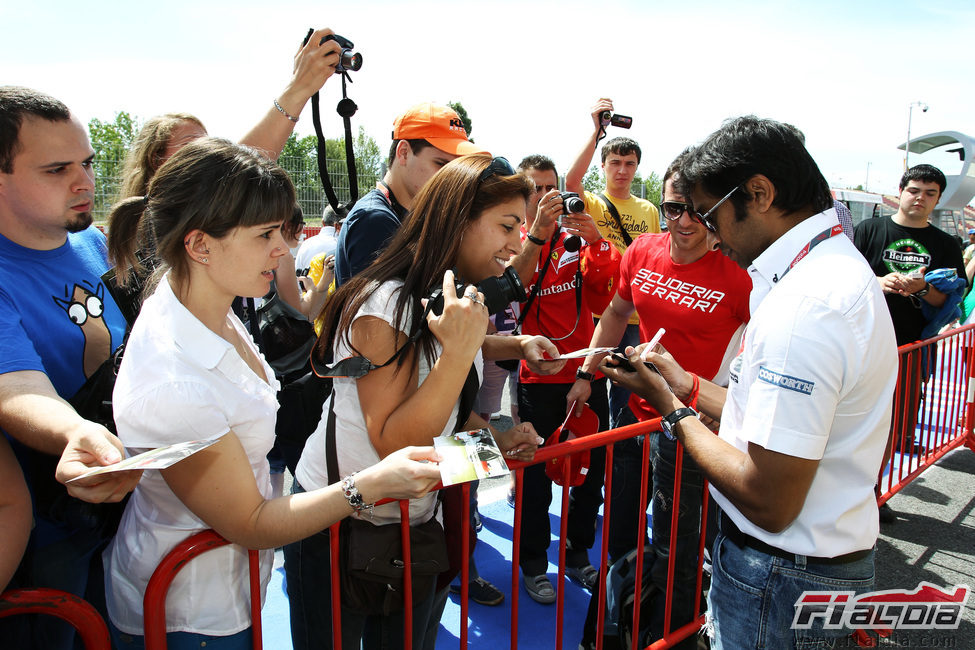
[110,620,251,650]
[609,323,641,429]
[708,518,876,650]
[517,379,608,575]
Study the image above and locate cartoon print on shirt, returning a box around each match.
[52,281,111,378]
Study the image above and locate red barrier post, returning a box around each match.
[0,588,111,650]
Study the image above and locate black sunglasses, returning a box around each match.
[660,201,692,221]
[691,184,740,234]
[477,157,515,185]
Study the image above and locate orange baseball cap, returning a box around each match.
[392,102,489,156]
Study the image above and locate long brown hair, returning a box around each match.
[316,154,532,367]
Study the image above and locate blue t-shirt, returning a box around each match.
[334,187,406,287]
[0,227,127,398]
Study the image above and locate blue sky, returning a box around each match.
[4,0,974,200]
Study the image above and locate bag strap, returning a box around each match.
[599,192,632,247]
[325,390,340,486]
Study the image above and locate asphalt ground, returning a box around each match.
[872,446,975,648]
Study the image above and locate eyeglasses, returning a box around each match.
[660,201,692,221]
[477,157,515,185]
[691,184,740,234]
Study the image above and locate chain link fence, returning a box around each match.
[92,154,380,223]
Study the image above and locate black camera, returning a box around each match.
[320,34,362,72]
[599,111,633,129]
[559,191,585,214]
[428,266,526,317]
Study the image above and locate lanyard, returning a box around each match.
[774,224,845,283]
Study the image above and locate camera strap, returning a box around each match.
[310,73,359,212]
[598,192,633,247]
[516,230,583,342]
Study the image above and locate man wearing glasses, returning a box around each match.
[604,117,896,648]
[570,151,750,648]
[566,98,661,429]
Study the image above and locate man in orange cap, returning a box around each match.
[334,102,488,285]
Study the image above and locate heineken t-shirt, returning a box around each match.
[854,217,965,345]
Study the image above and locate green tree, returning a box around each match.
[642,171,662,206]
[581,164,605,194]
[88,111,140,219]
[448,101,473,142]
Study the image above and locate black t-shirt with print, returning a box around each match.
[854,216,965,345]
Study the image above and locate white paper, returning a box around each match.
[538,346,616,361]
[65,438,220,482]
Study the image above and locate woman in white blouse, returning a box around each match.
[102,137,442,650]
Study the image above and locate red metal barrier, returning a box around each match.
[143,529,263,650]
[0,587,111,650]
[878,324,975,505]
[317,327,975,649]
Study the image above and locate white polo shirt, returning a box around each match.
[711,209,897,557]
[105,276,278,636]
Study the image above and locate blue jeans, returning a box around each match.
[708,517,876,649]
[110,621,251,650]
[609,323,641,429]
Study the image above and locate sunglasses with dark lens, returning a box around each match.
[477,157,516,185]
[660,201,692,221]
[692,184,740,234]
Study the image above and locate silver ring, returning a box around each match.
[465,290,479,301]
[467,294,483,306]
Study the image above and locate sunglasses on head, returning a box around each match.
[477,157,515,185]
[691,184,741,234]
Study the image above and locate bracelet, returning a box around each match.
[273,98,299,123]
[686,373,700,409]
[912,282,930,298]
[341,472,373,513]
[526,232,545,246]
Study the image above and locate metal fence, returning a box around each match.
[91,154,380,223]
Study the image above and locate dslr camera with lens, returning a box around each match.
[427,266,526,317]
[559,191,585,215]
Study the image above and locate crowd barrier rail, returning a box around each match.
[141,326,975,649]
[143,529,263,650]
[0,587,111,650]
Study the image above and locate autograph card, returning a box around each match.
[434,429,509,486]
[65,438,220,483]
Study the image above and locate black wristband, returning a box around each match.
[913,282,930,298]
[576,368,595,382]
[526,232,545,246]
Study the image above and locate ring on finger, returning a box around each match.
[469,296,484,306]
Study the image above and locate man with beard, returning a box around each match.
[0,86,138,649]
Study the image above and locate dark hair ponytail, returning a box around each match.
[107,196,150,286]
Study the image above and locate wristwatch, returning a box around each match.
[913,282,931,298]
[575,368,595,382]
[661,407,697,441]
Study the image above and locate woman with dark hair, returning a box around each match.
[287,154,544,649]
[102,138,442,650]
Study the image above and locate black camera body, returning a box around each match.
[320,34,362,72]
[559,191,585,215]
[427,266,526,317]
[599,110,633,129]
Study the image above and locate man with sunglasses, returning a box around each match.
[604,116,897,648]
[570,151,750,648]
[506,154,621,603]
[566,99,661,429]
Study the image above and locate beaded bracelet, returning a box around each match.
[341,472,374,513]
[273,98,299,123]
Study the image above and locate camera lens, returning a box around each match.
[478,267,526,315]
[564,196,585,213]
[341,50,363,71]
